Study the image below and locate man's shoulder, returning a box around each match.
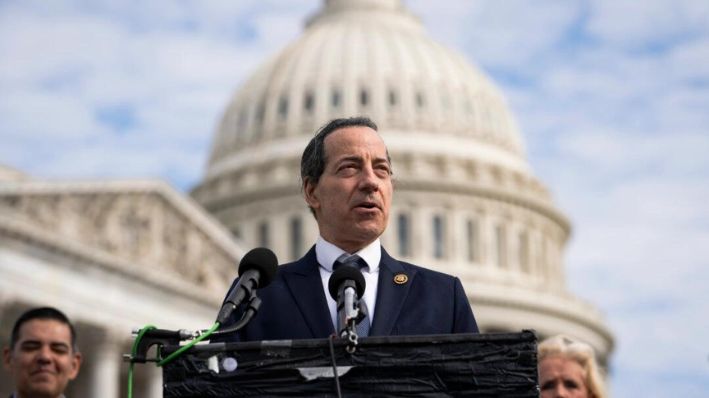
[400,260,458,280]
[274,247,318,276]
[382,250,460,282]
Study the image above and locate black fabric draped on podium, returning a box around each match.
[162,331,538,397]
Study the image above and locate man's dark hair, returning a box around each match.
[300,116,385,188]
[10,306,78,351]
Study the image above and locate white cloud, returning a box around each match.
[457,3,709,396]
[409,0,580,71]
[0,0,317,187]
[560,173,709,397]
[668,36,709,79]
[587,0,709,48]
[0,91,107,140]
[549,125,709,396]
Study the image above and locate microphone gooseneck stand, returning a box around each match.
[125,292,263,398]
[329,308,363,398]
[125,247,278,398]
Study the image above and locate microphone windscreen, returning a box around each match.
[328,265,366,300]
[238,247,278,287]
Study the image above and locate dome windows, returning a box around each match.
[238,108,248,131]
[304,91,315,113]
[331,88,341,108]
[416,91,425,109]
[432,214,446,259]
[290,216,303,260]
[258,221,270,248]
[278,96,288,119]
[397,213,410,257]
[359,88,369,107]
[255,100,266,125]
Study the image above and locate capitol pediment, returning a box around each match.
[0,178,243,296]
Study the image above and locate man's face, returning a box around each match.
[3,319,82,398]
[305,126,393,253]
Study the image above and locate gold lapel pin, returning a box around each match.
[393,273,408,284]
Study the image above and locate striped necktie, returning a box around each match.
[333,254,370,337]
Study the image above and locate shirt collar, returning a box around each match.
[315,236,381,273]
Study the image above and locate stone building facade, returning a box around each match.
[0,167,242,397]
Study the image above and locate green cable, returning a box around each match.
[126,322,220,398]
[127,325,157,398]
[157,322,220,367]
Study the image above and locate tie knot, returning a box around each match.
[334,254,367,271]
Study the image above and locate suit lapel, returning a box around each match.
[282,247,334,337]
[370,248,417,336]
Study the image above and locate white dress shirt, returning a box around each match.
[315,236,380,331]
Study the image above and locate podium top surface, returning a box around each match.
[162,331,539,397]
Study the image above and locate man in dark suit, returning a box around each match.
[220,116,478,341]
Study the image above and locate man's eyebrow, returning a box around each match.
[50,342,72,352]
[20,339,41,345]
[334,155,390,165]
[20,339,71,347]
[335,155,363,163]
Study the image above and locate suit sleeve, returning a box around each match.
[452,277,479,333]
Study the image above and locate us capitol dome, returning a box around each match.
[192,0,613,365]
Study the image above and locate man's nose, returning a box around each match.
[358,165,379,191]
[36,346,53,363]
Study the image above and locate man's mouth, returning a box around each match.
[31,368,56,377]
[355,201,379,210]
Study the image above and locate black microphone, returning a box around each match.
[328,266,365,335]
[328,266,365,300]
[216,247,278,324]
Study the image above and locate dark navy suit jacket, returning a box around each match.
[217,246,478,341]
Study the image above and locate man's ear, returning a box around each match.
[3,346,13,370]
[68,351,82,380]
[303,178,320,210]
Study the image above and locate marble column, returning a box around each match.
[89,330,122,398]
[144,363,164,398]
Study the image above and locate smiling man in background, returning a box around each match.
[3,307,82,398]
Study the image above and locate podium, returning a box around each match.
[161,331,538,397]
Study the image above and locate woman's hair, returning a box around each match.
[538,334,606,398]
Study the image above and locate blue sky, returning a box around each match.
[2,0,708,396]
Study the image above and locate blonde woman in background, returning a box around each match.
[538,334,606,398]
